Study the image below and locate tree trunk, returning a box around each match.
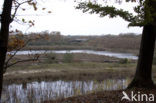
[127,24,156,89]
[127,0,156,89]
[0,0,13,100]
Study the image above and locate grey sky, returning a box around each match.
[0,0,142,35]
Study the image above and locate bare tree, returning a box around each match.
[0,0,13,99]
[0,0,39,99]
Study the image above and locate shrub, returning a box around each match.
[45,53,57,63]
[63,52,73,63]
[119,58,129,64]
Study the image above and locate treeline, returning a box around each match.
[9,31,142,52]
[87,33,141,51]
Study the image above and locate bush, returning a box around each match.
[45,53,57,63]
[63,52,73,63]
[119,58,129,64]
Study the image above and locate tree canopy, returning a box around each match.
[76,0,156,26]
[76,0,156,89]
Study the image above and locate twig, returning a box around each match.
[5,39,31,67]
[11,0,32,22]
[5,56,39,69]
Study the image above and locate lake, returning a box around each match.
[1,79,130,103]
[9,50,138,60]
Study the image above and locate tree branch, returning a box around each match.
[76,2,135,22]
[4,57,39,71]
[3,38,33,74]
[76,2,145,26]
[5,39,31,66]
[0,14,1,22]
[11,0,32,22]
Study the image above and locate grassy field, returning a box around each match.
[5,62,136,81]
[4,52,156,83]
[4,53,138,84]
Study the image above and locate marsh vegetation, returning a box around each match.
[2,33,156,102]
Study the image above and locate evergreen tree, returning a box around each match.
[77,0,156,88]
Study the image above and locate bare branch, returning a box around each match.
[0,14,1,21]
[4,39,31,71]
[4,57,39,71]
[11,0,32,22]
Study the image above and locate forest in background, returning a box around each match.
[10,31,141,54]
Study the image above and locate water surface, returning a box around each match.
[9,50,138,60]
[2,79,130,103]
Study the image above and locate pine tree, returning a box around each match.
[77,0,156,88]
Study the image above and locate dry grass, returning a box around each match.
[5,52,156,84]
[4,60,137,84]
[44,88,156,103]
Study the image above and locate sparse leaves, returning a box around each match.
[10,0,52,28]
[8,33,25,52]
[48,11,52,13]
[28,1,38,11]
[22,18,25,23]
[42,8,46,10]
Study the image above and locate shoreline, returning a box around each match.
[22,46,139,55]
[44,88,156,103]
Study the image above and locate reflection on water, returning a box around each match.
[2,79,130,103]
[9,50,138,60]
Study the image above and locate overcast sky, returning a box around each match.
[0,0,142,35]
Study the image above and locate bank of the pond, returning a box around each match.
[45,88,156,103]
[4,62,136,84]
[24,46,139,55]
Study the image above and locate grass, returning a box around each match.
[6,53,130,71]
[44,88,156,103]
[7,62,136,72]
[4,52,156,84]
[4,61,137,84]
